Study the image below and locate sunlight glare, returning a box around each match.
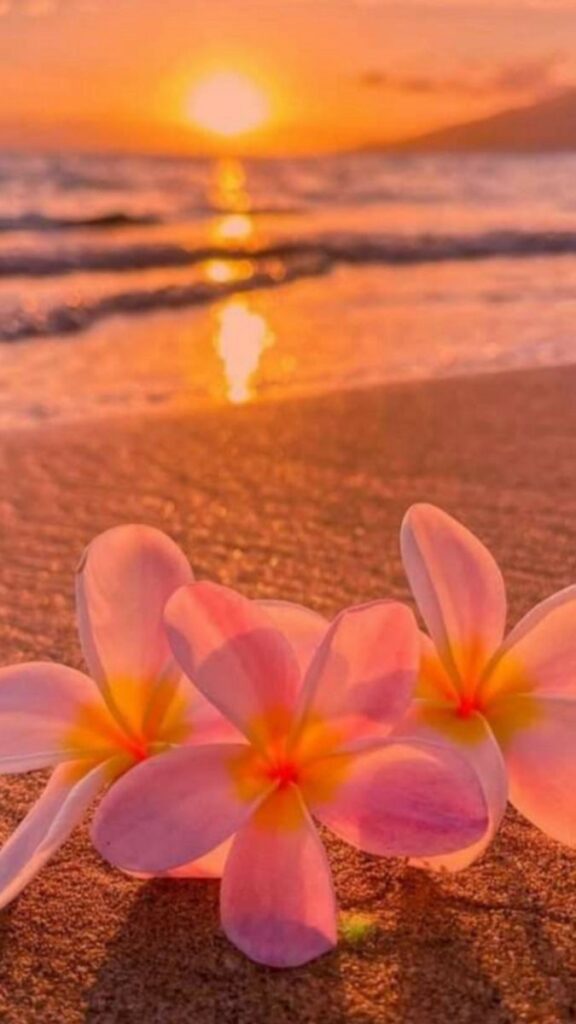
[189,72,269,138]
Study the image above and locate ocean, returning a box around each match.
[2,150,576,425]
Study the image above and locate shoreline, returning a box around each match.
[4,253,576,431]
[2,352,576,438]
[1,362,576,1022]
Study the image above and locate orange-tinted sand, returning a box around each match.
[1,364,576,1023]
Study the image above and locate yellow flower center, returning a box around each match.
[62,676,191,777]
[229,707,351,829]
[418,642,542,748]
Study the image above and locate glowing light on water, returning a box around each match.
[209,160,255,250]
[213,213,254,243]
[210,158,251,214]
[204,258,254,284]
[215,300,274,404]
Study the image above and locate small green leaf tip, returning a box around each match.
[339,912,379,946]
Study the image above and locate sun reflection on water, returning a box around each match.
[211,158,250,213]
[213,213,254,243]
[207,160,273,404]
[215,300,274,404]
[204,258,254,284]
[210,158,255,248]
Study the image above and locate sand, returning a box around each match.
[1,363,576,1023]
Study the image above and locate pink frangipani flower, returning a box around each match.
[0,525,232,908]
[93,582,489,968]
[399,502,576,869]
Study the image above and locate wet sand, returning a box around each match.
[1,362,576,1023]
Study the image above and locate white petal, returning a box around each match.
[0,759,112,909]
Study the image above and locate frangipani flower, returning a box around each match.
[93,583,489,968]
[399,502,576,869]
[0,525,232,908]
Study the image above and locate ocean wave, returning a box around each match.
[0,255,329,342]
[4,227,576,342]
[0,211,161,233]
[3,229,576,277]
[0,204,301,236]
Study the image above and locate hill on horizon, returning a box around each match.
[383,89,576,153]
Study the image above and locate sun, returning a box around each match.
[188,72,269,138]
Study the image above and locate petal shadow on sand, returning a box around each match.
[84,875,346,1022]
[0,903,14,960]
[394,827,576,1023]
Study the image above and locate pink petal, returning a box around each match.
[91,743,267,873]
[310,738,489,858]
[221,787,337,967]
[0,759,112,909]
[0,663,117,773]
[401,504,506,685]
[297,601,419,746]
[125,838,232,879]
[394,702,508,871]
[76,525,193,727]
[256,600,329,678]
[164,583,301,745]
[145,673,242,748]
[419,633,461,703]
[482,585,576,703]
[162,840,232,878]
[497,696,576,846]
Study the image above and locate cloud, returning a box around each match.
[403,1,573,6]
[25,0,57,13]
[0,0,99,14]
[287,0,576,8]
[491,56,565,91]
[2,0,574,14]
[0,0,59,13]
[359,54,573,100]
[359,0,576,7]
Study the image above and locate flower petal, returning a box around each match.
[145,673,242,748]
[310,738,489,858]
[482,585,576,703]
[496,696,576,846]
[221,786,337,967]
[401,504,506,685]
[297,601,419,746]
[394,702,508,871]
[91,743,267,873]
[418,633,461,703]
[165,583,301,745]
[162,840,232,878]
[0,759,112,909]
[76,524,193,726]
[0,663,118,773]
[125,838,232,880]
[256,600,329,678]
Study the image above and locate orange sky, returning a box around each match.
[2,0,576,154]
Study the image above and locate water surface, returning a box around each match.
[1,151,576,425]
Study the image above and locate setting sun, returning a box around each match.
[188,72,269,138]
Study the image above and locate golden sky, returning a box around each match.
[2,0,576,153]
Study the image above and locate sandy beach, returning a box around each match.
[1,362,575,1023]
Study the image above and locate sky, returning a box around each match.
[2,0,576,153]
